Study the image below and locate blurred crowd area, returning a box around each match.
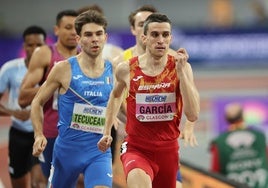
[1,0,268,68]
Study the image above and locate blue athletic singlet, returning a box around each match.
[49,56,113,188]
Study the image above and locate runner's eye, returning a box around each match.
[151,32,159,38]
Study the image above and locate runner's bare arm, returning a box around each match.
[19,46,51,108]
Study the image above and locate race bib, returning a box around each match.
[70,103,106,134]
[135,92,176,122]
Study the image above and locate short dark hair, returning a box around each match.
[77,4,104,15]
[22,25,47,41]
[128,5,158,27]
[56,9,79,26]
[143,13,172,35]
[225,108,243,124]
[75,10,108,36]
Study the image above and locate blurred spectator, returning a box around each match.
[249,0,268,27]
[210,102,268,188]
[208,0,234,28]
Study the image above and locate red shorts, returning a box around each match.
[120,136,179,188]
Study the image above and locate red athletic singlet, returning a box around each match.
[126,55,183,141]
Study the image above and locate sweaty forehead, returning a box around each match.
[58,16,76,26]
[24,34,45,43]
[81,23,105,33]
[147,22,171,32]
